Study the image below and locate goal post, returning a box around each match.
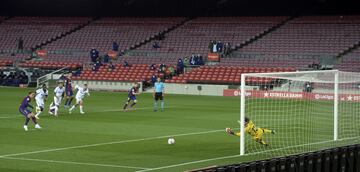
[240,70,360,156]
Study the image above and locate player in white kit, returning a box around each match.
[69,84,90,114]
[49,82,65,116]
[35,84,48,119]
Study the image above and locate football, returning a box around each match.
[168,138,175,145]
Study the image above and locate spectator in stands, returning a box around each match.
[151,75,157,85]
[217,41,223,53]
[108,62,115,72]
[304,82,313,92]
[17,37,24,52]
[183,57,189,66]
[159,64,166,73]
[197,54,204,65]
[123,61,130,68]
[19,72,28,84]
[168,66,175,77]
[224,43,231,56]
[153,41,160,49]
[212,41,218,53]
[103,54,110,64]
[112,42,119,51]
[177,58,184,74]
[190,54,196,65]
[90,48,99,63]
[149,64,156,70]
[92,63,98,72]
[208,40,214,53]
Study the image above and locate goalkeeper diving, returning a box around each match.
[226,116,276,146]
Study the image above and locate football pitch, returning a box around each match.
[0,87,358,172]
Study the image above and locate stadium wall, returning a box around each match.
[73,80,143,92]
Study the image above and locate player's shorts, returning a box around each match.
[76,97,83,104]
[54,96,62,106]
[19,108,31,117]
[154,92,163,101]
[127,96,137,101]
[66,89,73,96]
[253,129,265,140]
[35,98,44,108]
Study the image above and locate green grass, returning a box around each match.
[0,87,359,172]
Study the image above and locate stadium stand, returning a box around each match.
[240,16,360,57]
[43,17,185,53]
[0,17,91,51]
[165,66,295,84]
[334,47,360,72]
[133,16,288,58]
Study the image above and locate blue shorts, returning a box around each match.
[19,108,31,117]
[66,90,73,96]
[127,96,137,101]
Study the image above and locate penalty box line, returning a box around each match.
[136,136,360,172]
[0,156,149,170]
[0,129,224,158]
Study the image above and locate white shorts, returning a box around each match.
[36,98,44,108]
[54,96,62,106]
[76,97,83,104]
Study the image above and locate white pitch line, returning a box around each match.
[0,116,20,119]
[136,136,360,172]
[0,156,149,170]
[0,129,224,158]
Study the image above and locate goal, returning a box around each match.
[239,70,360,156]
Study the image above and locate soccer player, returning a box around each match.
[69,84,90,114]
[64,73,74,108]
[49,82,65,116]
[225,117,276,146]
[153,77,165,112]
[123,83,140,111]
[19,92,41,131]
[34,84,48,119]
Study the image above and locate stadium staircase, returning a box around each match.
[32,18,98,51]
[230,16,297,54]
[336,41,360,59]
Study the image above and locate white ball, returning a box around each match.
[168,138,175,145]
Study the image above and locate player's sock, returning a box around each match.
[259,140,268,146]
[154,101,158,111]
[161,101,164,111]
[54,106,58,116]
[80,105,84,113]
[68,97,74,105]
[130,102,136,107]
[24,118,30,125]
[69,105,76,111]
[123,103,128,110]
[64,99,69,106]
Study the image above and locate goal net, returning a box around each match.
[239,70,360,157]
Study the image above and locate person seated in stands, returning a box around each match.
[95,59,102,69]
[123,61,130,68]
[108,62,115,72]
[90,48,99,63]
[197,54,204,65]
[159,64,166,73]
[152,41,160,49]
[212,41,218,53]
[151,75,157,86]
[92,63,98,72]
[149,64,156,70]
[177,58,184,74]
[217,41,223,53]
[103,54,110,64]
[168,66,175,77]
[19,72,28,84]
[208,40,214,53]
[112,42,119,51]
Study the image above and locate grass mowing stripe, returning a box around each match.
[0,157,149,170]
[136,136,360,172]
[0,129,225,158]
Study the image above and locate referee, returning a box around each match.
[153,77,165,112]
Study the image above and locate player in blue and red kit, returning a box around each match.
[123,83,140,111]
[64,73,74,108]
[19,92,41,131]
